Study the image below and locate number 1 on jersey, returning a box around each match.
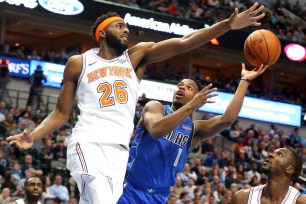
[98,80,128,107]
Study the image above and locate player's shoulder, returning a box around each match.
[67,54,82,65]
[296,194,306,204]
[231,189,250,204]
[143,100,163,111]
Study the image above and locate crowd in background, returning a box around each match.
[110,0,306,43]
[0,1,305,203]
[0,97,304,204]
[0,44,80,65]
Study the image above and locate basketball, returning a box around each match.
[244,29,281,67]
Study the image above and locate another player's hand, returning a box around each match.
[189,84,218,109]
[6,129,34,150]
[228,2,265,30]
[241,63,268,81]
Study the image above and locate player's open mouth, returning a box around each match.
[176,90,184,98]
[263,159,271,164]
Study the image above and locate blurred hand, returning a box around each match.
[228,2,265,30]
[188,84,218,109]
[241,63,269,81]
[6,129,34,150]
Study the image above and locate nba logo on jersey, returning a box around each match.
[118,58,126,64]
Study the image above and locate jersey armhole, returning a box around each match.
[76,54,86,90]
[187,123,195,151]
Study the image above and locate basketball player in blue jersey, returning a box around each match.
[7,3,265,204]
[117,63,269,204]
[231,148,306,204]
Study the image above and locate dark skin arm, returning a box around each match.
[138,84,217,139]
[191,64,268,147]
[129,3,265,79]
[6,55,81,149]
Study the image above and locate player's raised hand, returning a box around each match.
[241,63,269,81]
[189,83,218,109]
[228,2,265,30]
[6,129,34,150]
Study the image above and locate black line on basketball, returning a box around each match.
[258,30,270,65]
[249,32,265,64]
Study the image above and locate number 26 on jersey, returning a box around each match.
[98,80,128,107]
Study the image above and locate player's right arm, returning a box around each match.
[231,189,249,204]
[139,84,217,139]
[6,55,82,150]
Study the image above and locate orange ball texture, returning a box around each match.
[244,29,281,67]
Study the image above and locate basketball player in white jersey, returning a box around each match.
[7,3,265,204]
[231,148,306,204]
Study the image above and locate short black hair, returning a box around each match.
[287,148,302,180]
[91,12,121,41]
[178,74,203,92]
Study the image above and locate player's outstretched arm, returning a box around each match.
[140,84,217,139]
[6,55,81,150]
[191,64,268,147]
[231,189,249,204]
[131,2,265,66]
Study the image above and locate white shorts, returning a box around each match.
[66,141,129,204]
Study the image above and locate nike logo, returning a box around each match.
[182,124,192,130]
[88,61,97,66]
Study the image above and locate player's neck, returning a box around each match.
[263,178,290,202]
[98,46,121,60]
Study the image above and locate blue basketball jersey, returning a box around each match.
[126,105,194,188]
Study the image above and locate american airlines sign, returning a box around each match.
[124,13,196,36]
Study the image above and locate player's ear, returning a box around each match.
[285,165,295,176]
[100,30,106,38]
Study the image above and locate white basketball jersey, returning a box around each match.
[71,48,140,146]
[247,184,300,204]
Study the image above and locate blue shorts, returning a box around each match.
[117,179,170,204]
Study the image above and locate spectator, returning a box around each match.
[21,155,43,177]
[200,138,214,154]
[204,148,220,167]
[170,177,183,199]
[41,175,55,202]
[246,162,261,186]
[177,163,197,185]
[0,188,11,204]
[49,174,69,203]
[183,178,197,199]
[26,65,47,109]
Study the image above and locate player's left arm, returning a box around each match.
[296,195,306,204]
[138,3,264,66]
[191,64,268,147]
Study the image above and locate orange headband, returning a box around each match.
[95,16,124,42]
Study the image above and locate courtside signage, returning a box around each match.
[0,0,38,8]
[30,60,64,88]
[0,0,84,15]
[124,13,196,36]
[199,91,302,127]
[140,80,175,102]
[0,56,30,78]
[140,80,301,126]
[38,0,84,15]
